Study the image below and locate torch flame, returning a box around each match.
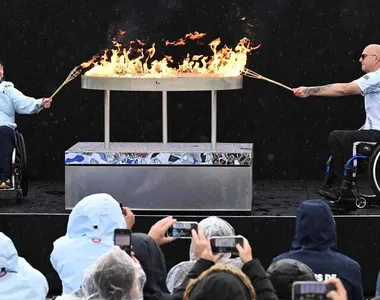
[80,56,96,68]
[84,32,259,77]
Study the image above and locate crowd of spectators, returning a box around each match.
[0,195,375,300]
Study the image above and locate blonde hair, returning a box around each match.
[183,264,257,300]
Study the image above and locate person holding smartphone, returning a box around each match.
[325,278,348,300]
[173,228,278,300]
[166,216,244,293]
[50,193,131,295]
[51,192,177,297]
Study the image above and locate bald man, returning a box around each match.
[294,44,380,200]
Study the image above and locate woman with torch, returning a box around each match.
[0,60,52,189]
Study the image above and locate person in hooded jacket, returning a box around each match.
[166,216,243,293]
[0,232,48,300]
[0,60,52,189]
[173,228,278,300]
[271,200,363,300]
[51,192,176,296]
[50,193,134,295]
[132,232,174,300]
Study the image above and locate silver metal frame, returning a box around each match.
[81,75,243,150]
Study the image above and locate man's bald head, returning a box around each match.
[364,44,380,56]
[360,44,380,73]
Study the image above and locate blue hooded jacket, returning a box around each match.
[272,200,363,300]
[0,81,43,128]
[0,232,48,300]
[50,193,127,295]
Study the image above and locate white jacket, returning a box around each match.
[0,232,48,300]
[0,81,43,128]
[50,193,127,295]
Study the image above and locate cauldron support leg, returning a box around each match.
[162,91,168,143]
[104,90,110,149]
[211,90,217,150]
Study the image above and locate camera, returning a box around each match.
[292,281,336,300]
[114,228,132,254]
[166,221,198,238]
[210,236,244,254]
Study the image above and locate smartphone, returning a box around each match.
[166,221,198,238]
[210,236,244,254]
[119,202,126,216]
[114,228,132,254]
[292,281,335,300]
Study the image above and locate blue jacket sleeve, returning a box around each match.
[7,86,43,114]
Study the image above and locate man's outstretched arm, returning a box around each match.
[294,82,362,98]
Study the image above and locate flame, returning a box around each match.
[84,32,259,77]
[118,29,127,36]
[185,31,207,40]
[80,56,96,68]
[165,38,186,47]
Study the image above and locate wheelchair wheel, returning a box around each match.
[14,131,28,198]
[368,143,380,200]
[355,196,367,209]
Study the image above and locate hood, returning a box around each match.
[0,232,19,272]
[0,81,14,93]
[66,193,126,240]
[131,233,170,298]
[187,271,252,300]
[291,200,337,251]
[189,216,235,262]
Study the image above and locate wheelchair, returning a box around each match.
[0,130,28,203]
[322,142,380,209]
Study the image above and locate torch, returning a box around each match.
[37,57,95,113]
[242,68,293,92]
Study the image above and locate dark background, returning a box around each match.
[3,0,378,180]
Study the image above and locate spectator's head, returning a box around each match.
[0,232,18,274]
[81,246,145,300]
[267,259,316,300]
[0,232,48,299]
[67,193,126,241]
[292,200,336,251]
[131,232,170,298]
[184,264,256,300]
[189,216,235,262]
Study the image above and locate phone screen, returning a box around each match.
[114,229,131,254]
[210,236,243,253]
[167,222,198,238]
[114,234,130,246]
[292,282,332,300]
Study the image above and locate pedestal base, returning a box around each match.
[65,142,253,211]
